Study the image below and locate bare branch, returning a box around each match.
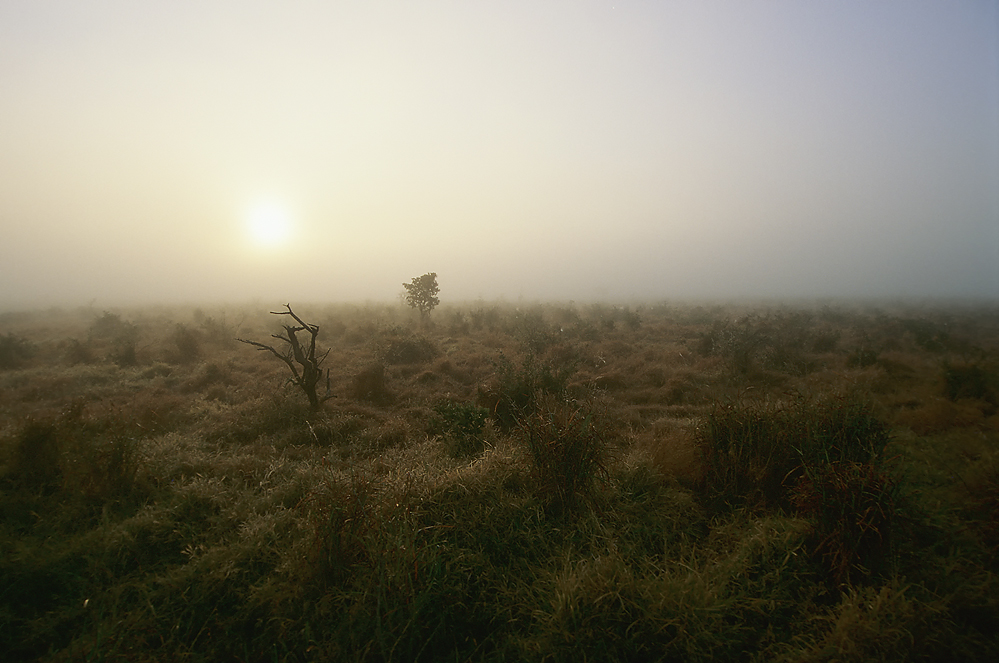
[238,304,334,409]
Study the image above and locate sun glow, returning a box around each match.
[245,200,293,248]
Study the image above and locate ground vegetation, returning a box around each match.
[0,300,997,661]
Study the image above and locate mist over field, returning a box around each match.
[1,1,997,310]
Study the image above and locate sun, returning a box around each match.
[245,200,293,248]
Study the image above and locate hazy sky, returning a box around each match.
[2,1,997,309]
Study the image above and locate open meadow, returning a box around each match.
[2,299,998,661]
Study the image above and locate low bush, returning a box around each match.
[170,323,201,363]
[184,361,233,392]
[900,317,949,352]
[848,344,880,368]
[65,426,139,501]
[63,338,96,365]
[0,333,36,370]
[698,395,902,587]
[431,400,490,457]
[482,352,576,430]
[193,308,241,348]
[509,307,562,354]
[109,337,139,367]
[381,335,437,364]
[791,460,901,586]
[205,395,313,445]
[303,470,376,587]
[943,362,995,404]
[4,404,142,501]
[517,394,608,516]
[696,395,892,512]
[7,419,62,490]
[351,363,393,404]
[88,311,136,341]
[696,312,833,377]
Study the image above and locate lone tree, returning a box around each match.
[237,304,334,410]
[403,272,440,318]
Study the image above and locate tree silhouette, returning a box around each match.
[403,272,440,318]
[237,304,334,409]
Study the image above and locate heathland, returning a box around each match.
[1,300,997,661]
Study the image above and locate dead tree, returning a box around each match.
[237,304,334,409]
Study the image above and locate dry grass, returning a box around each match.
[1,300,998,661]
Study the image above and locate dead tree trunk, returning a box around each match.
[237,304,334,409]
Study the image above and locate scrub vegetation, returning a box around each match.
[1,299,997,661]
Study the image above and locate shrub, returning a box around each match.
[89,312,141,366]
[431,400,489,457]
[482,352,576,431]
[517,394,608,515]
[6,406,141,499]
[791,460,901,586]
[351,364,393,404]
[448,310,470,335]
[811,330,840,353]
[943,362,994,404]
[109,338,139,367]
[697,395,899,586]
[469,306,501,331]
[509,307,561,354]
[847,345,880,368]
[621,307,642,330]
[696,395,891,512]
[193,308,241,348]
[900,317,949,352]
[205,395,312,445]
[303,471,375,587]
[88,311,136,341]
[696,316,767,374]
[184,361,234,392]
[8,420,62,490]
[171,323,201,363]
[0,333,36,369]
[71,427,139,501]
[966,467,999,563]
[381,335,437,364]
[696,312,820,376]
[63,338,96,365]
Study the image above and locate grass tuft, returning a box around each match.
[516,393,609,516]
[696,394,891,512]
[431,399,490,457]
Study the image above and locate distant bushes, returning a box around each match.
[89,311,140,366]
[170,324,201,363]
[696,312,822,376]
[943,362,995,404]
[0,333,35,369]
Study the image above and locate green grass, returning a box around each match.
[0,300,997,661]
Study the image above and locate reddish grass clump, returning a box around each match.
[792,460,901,586]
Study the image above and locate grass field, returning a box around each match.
[1,299,997,661]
